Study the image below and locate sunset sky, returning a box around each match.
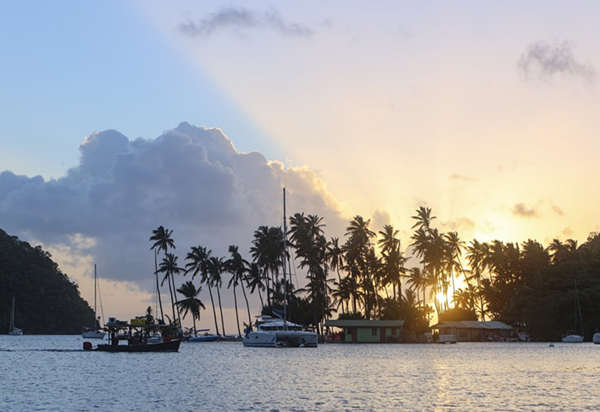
[1,1,599,327]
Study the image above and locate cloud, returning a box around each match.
[371,209,391,232]
[561,227,574,237]
[552,205,565,216]
[518,41,595,81]
[449,173,477,182]
[178,7,313,38]
[440,217,476,232]
[512,203,537,218]
[0,122,346,294]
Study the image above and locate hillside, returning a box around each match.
[0,229,94,334]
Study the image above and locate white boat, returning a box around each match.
[8,296,23,335]
[561,334,584,343]
[593,333,600,344]
[188,329,219,342]
[243,315,318,347]
[438,334,457,344]
[243,187,318,348]
[81,264,105,339]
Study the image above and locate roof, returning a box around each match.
[431,321,513,330]
[325,319,405,327]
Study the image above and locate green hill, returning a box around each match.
[0,229,94,334]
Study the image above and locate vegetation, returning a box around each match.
[0,229,94,334]
[154,205,600,341]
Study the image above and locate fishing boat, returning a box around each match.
[8,296,23,335]
[83,317,181,352]
[242,188,318,348]
[82,264,105,339]
[188,329,219,342]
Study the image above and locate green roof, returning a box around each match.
[325,319,405,327]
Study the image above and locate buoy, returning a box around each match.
[83,341,93,351]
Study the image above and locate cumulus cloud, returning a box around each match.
[512,203,537,218]
[179,7,313,38]
[0,122,346,293]
[440,217,476,232]
[518,41,595,81]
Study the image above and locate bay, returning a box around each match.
[1,336,599,411]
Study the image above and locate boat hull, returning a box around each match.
[561,335,584,343]
[243,331,318,348]
[82,330,106,339]
[95,339,181,352]
[8,328,23,336]
[188,335,219,342]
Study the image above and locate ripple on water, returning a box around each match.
[1,337,600,410]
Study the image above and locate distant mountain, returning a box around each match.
[0,229,93,334]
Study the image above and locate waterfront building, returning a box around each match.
[325,319,405,343]
[432,320,515,342]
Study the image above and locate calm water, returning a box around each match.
[1,336,599,411]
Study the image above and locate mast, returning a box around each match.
[10,296,15,331]
[282,187,288,330]
[94,264,97,327]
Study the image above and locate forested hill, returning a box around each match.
[0,229,94,334]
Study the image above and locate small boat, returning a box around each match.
[593,333,600,344]
[561,334,584,343]
[188,330,219,342]
[8,296,23,335]
[81,264,105,339]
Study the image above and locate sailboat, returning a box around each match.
[8,296,23,335]
[243,187,318,348]
[562,279,584,343]
[82,264,106,339]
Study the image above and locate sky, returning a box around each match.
[1,1,599,329]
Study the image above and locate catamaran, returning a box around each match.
[8,296,23,335]
[82,264,106,339]
[242,187,318,348]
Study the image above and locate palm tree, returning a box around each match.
[378,225,405,299]
[150,226,178,324]
[176,281,205,336]
[185,246,220,336]
[406,267,427,306]
[444,231,465,304]
[207,256,226,336]
[250,226,284,307]
[466,239,488,320]
[246,262,265,309]
[157,253,183,324]
[226,245,251,337]
[326,237,345,311]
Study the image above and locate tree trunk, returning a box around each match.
[241,283,252,332]
[265,270,271,307]
[257,288,264,309]
[170,272,181,325]
[233,284,241,337]
[207,284,220,335]
[154,249,164,323]
[192,315,197,336]
[216,285,226,335]
[166,273,176,324]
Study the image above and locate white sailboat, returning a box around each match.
[561,279,584,343]
[82,264,106,339]
[8,296,23,335]
[243,187,318,348]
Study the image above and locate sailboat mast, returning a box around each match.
[10,296,15,331]
[94,264,97,325]
[282,187,288,330]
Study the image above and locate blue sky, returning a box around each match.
[0,1,276,178]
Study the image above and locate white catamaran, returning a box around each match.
[242,187,318,348]
[8,296,23,335]
[82,264,106,339]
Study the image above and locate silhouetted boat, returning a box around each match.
[92,339,181,352]
[82,264,105,339]
[8,296,23,336]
